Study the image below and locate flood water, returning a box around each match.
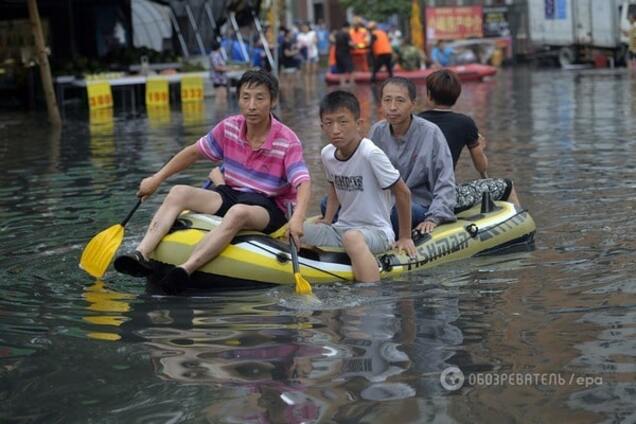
[1,68,635,423]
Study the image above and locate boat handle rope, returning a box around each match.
[183,225,349,281]
[460,209,529,240]
[391,210,530,267]
[244,239,349,281]
[179,210,527,278]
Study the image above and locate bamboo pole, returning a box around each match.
[27,0,62,126]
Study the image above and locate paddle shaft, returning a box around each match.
[286,203,301,274]
[121,199,142,226]
[289,235,301,274]
[121,155,178,226]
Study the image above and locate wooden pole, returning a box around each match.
[27,0,62,126]
[273,0,279,78]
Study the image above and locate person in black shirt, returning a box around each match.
[280,28,300,72]
[333,22,354,85]
[418,69,521,212]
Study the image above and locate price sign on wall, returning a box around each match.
[146,78,169,106]
[86,81,113,110]
[426,6,484,40]
[181,75,204,103]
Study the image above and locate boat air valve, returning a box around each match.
[276,252,290,263]
[379,255,393,272]
[465,224,479,238]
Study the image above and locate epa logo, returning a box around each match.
[440,367,465,391]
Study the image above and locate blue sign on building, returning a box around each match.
[545,0,567,20]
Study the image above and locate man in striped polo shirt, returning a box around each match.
[115,70,311,293]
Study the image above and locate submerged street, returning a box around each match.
[1,67,635,422]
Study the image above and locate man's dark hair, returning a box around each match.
[319,90,360,120]
[426,69,462,106]
[379,77,417,101]
[237,69,279,100]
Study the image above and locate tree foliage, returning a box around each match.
[338,0,413,22]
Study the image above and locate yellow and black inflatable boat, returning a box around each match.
[147,198,536,288]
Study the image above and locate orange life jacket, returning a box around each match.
[349,27,369,52]
[371,29,392,56]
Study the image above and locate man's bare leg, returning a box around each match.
[137,185,224,259]
[180,204,270,274]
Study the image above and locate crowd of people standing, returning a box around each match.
[210,15,446,88]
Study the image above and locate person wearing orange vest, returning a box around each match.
[368,21,394,83]
[328,30,337,72]
[349,16,370,72]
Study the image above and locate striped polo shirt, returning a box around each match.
[196,114,311,213]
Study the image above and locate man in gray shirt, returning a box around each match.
[369,77,456,235]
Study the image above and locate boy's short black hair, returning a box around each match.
[426,69,461,106]
[319,90,360,120]
[379,76,417,101]
[237,69,279,100]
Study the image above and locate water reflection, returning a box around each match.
[129,297,338,422]
[147,105,171,127]
[89,108,114,136]
[82,280,134,341]
[89,280,468,422]
[181,101,205,125]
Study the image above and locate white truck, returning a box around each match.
[528,0,636,66]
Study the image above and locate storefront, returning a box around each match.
[424,3,515,65]
[0,0,132,108]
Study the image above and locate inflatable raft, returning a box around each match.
[147,198,535,289]
[325,64,497,85]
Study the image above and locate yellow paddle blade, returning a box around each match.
[294,272,313,295]
[269,222,289,239]
[86,331,121,341]
[79,224,124,278]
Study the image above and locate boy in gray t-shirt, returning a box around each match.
[302,91,416,283]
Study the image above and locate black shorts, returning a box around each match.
[211,185,287,234]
